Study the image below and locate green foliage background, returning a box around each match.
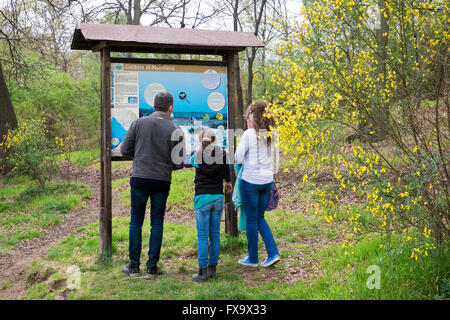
[6,52,100,149]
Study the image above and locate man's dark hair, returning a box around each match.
[154,92,173,111]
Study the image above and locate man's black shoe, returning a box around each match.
[145,266,163,278]
[123,263,140,277]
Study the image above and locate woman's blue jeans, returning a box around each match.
[240,179,279,264]
[129,187,169,270]
[195,198,224,268]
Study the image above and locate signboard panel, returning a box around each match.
[110,62,228,158]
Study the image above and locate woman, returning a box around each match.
[235,100,280,267]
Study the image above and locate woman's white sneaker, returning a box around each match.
[238,257,259,267]
[260,255,280,267]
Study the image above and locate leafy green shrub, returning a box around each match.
[1,119,63,187]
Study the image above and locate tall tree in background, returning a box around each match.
[0,0,71,143]
[222,0,291,113]
[0,61,17,174]
[0,2,20,173]
[222,0,245,128]
[105,0,183,26]
[73,0,206,27]
[254,0,293,98]
[243,0,267,106]
[222,0,273,127]
[0,0,99,155]
[0,0,84,78]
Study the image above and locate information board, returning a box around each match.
[110,62,228,157]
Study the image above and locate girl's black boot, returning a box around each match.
[192,267,208,282]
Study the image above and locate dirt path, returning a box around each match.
[0,164,131,300]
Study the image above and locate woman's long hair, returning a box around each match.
[245,100,276,145]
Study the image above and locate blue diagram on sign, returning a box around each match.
[110,63,228,157]
[138,71,228,121]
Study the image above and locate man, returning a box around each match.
[121,92,185,277]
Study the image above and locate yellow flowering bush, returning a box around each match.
[1,119,65,187]
[267,0,449,261]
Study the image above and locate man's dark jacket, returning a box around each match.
[120,111,185,183]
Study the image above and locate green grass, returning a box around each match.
[0,178,92,253]
[167,169,195,210]
[23,199,448,300]
[25,206,333,299]
[40,217,256,300]
[59,148,131,171]
[115,168,196,210]
[6,150,446,300]
[59,149,99,168]
[303,235,449,299]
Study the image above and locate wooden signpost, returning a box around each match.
[71,23,263,259]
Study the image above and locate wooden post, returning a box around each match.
[99,50,105,256]
[225,52,239,237]
[99,47,112,259]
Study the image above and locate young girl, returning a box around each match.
[235,100,280,268]
[190,128,232,282]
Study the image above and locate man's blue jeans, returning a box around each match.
[240,179,279,264]
[129,187,169,269]
[195,198,224,268]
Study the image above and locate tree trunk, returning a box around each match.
[233,0,245,129]
[246,48,256,106]
[245,0,267,108]
[0,61,18,175]
[132,0,142,25]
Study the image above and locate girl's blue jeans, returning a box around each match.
[195,198,224,268]
[240,179,279,264]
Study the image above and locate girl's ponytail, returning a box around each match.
[199,128,216,153]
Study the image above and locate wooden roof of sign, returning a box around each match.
[71,23,264,54]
